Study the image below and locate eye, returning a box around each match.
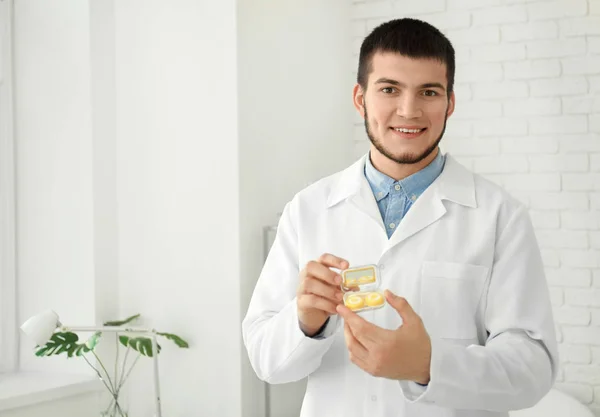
[422,90,438,97]
[381,87,397,94]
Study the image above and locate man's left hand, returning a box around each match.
[336,289,432,384]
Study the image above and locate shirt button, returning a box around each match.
[411,194,417,201]
[394,184,401,191]
[378,192,384,198]
[389,223,395,229]
[371,395,377,401]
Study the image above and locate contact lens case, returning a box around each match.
[340,264,385,312]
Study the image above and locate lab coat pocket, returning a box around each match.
[420,261,489,340]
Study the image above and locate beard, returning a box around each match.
[363,103,449,165]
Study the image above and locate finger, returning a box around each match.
[384,290,417,324]
[305,260,343,286]
[317,253,349,270]
[344,323,369,361]
[301,277,343,304]
[336,305,379,348]
[298,294,338,315]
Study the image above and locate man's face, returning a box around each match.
[353,52,455,165]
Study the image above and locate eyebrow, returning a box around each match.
[374,78,446,91]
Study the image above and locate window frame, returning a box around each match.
[0,0,17,373]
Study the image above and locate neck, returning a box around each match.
[370,147,439,181]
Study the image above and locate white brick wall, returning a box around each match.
[351,0,600,413]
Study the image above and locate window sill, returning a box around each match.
[0,371,103,411]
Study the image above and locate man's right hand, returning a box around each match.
[297,253,349,337]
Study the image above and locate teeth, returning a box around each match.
[394,128,423,133]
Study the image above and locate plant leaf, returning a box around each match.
[104,314,141,327]
[119,335,130,348]
[157,332,189,348]
[125,337,161,357]
[86,331,102,350]
[35,332,80,357]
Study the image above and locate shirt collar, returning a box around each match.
[364,150,446,202]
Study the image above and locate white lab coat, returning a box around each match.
[242,154,558,417]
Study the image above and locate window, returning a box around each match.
[0,0,17,373]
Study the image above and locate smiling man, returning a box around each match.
[243,18,558,417]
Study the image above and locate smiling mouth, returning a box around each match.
[391,127,427,133]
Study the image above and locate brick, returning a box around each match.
[504,98,561,117]
[592,0,600,15]
[556,367,564,381]
[527,38,587,59]
[562,326,600,345]
[530,77,587,97]
[563,174,600,191]
[593,308,600,325]
[456,63,503,83]
[591,115,600,133]
[555,308,591,326]
[453,83,472,101]
[560,134,600,153]
[447,0,502,10]
[529,155,589,173]
[450,155,474,170]
[504,59,560,80]
[536,230,588,249]
[591,76,600,94]
[562,212,600,230]
[442,138,499,156]
[591,232,600,249]
[444,120,472,138]
[556,324,563,343]
[554,382,593,404]
[530,192,589,210]
[474,155,528,173]
[593,155,600,172]
[558,342,592,364]
[594,97,600,113]
[589,37,600,54]
[413,11,472,30]
[472,5,527,26]
[503,173,561,191]
[502,137,559,154]
[563,97,596,114]
[351,20,367,38]
[592,194,600,210]
[447,26,500,46]
[392,0,446,15]
[471,43,526,62]
[527,0,588,21]
[530,210,560,229]
[473,118,527,137]
[550,287,564,306]
[452,101,502,120]
[541,248,561,267]
[564,364,600,384]
[529,115,588,135]
[561,250,600,268]
[560,17,600,37]
[562,57,600,76]
[472,81,528,100]
[501,21,557,42]
[547,268,592,287]
[352,2,394,19]
[566,289,600,307]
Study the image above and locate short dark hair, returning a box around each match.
[357,18,456,94]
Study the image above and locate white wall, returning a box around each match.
[114,1,241,416]
[351,0,600,414]
[14,0,96,375]
[237,1,354,416]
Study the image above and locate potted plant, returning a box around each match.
[30,313,189,417]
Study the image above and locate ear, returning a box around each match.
[352,83,366,119]
[446,91,456,118]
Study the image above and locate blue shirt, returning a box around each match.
[364,151,446,238]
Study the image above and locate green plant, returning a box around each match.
[33,314,189,417]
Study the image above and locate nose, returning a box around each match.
[396,94,422,119]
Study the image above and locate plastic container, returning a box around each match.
[340,264,385,312]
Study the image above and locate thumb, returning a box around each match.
[384,290,416,322]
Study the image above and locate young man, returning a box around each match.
[243,18,557,417]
